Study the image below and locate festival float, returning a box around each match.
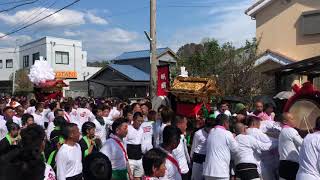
[28,57,67,102]
[168,67,221,118]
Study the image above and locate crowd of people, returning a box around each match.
[0,96,319,180]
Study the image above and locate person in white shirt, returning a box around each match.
[142,148,167,180]
[0,106,15,140]
[26,99,37,115]
[278,113,303,180]
[102,105,113,137]
[56,123,83,180]
[32,102,45,128]
[296,117,320,180]
[47,109,65,140]
[203,114,238,180]
[214,102,232,118]
[91,106,107,145]
[100,118,133,180]
[13,105,25,127]
[125,112,145,179]
[159,125,182,180]
[173,116,190,180]
[246,115,278,180]
[75,101,95,130]
[141,110,155,154]
[158,107,175,146]
[234,123,275,180]
[191,118,215,180]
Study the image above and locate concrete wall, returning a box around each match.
[0,48,18,81]
[256,0,320,60]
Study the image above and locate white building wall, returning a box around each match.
[0,48,18,81]
[0,36,100,95]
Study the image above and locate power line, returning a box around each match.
[0,0,35,6]
[12,0,59,30]
[0,0,80,39]
[0,0,40,13]
[6,0,55,31]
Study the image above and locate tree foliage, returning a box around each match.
[176,38,272,100]
[14,69,33,93]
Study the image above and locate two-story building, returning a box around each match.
[246,0,320,92]
[87,48,177,98]
[0,36,101,94]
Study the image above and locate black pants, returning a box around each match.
[279,160,299,180]
[182,172,190,180]
[66,173,83,180]
[236,163,260,180]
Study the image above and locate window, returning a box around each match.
[302,10,320,35]
[6,59,13,68]
[0,60,2,69]
[32,52,40,64]
[55,51,69,64]
[23,55,29,68]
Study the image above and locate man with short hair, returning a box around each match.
[296,117,320,180]
[92,106,107,145]
[234,123,275,180]
[173,116,190,180]
[56,123,83,180]
[100,118,133,180]
[246,116,278,180]
[159,125,182,180]
[203,114,238,180]
[13,105,24,127]
[191,117,215,180]
[0,122,20,155]
[79,121,98,160]
[214,102,231,118]
[278,113,303,180]
[143,148,167,180]
[32,103,45,128]
[0,106,15,140]
[125,112,145,180]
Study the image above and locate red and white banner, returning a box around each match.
[157,65,170,96]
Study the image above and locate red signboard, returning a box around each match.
[157,65,170,96]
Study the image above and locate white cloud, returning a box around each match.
[0,8,85,28]
[86,12,108,25]
[64,30,81,37]
[0,8,108,29]
[69,28,146,60]
[167,0,255,51]
[0,33,32,47]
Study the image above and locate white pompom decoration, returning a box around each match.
[28,56,55,85]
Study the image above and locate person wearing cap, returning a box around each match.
[83,152,112,180]
[190,117,215,180]
[79,121,99,160]
[100,118,133,180]
[0,122,20,155]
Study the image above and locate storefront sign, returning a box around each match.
[55,71,77,79]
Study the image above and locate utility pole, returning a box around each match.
[150,0,158,100]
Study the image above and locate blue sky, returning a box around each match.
[0,0,256,61]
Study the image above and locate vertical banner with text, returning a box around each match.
[157,65,170,96]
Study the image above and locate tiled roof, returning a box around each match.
[255,50,296,67]
[114,48,169,61]
[109,64,150,81]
